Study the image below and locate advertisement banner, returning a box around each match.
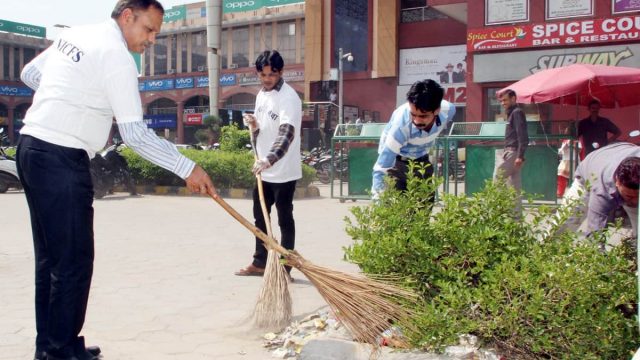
[223,0,303,13]
[196,76,209,88]
[546,0,593,20]
[397,84,467,107]
[219,74,237,86]
[184,113,203,125]
[175,77,194,89]
[613,0,640,14]
[0,85,34,97]
[143,114,177,129]
[399,45,467,86]
[485,0,529,25]
[473,43,640,82]
[0,19,45,38]
[468,15,640,52]
[163,5,186,22]
[140,79,174,92]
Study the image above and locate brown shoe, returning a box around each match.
[234,264,265,276]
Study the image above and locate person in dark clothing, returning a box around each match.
[577,99,621,157]
[493,89,529,215]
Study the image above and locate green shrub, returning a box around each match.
[219,124,251,152]
[121,147,316,188]
[4,147,16,158]
[344,164,638,359]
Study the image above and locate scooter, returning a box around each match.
[0,128,21,193]
[90,142,136,199]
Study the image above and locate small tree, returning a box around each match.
[202,114,222,144]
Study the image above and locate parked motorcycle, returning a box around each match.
[302,147,348,184]
[437,148,465,181]
[90,142,136,199]
[0,128,21,193]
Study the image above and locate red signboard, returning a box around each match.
[184,113,203,125]
[467,15,640,52]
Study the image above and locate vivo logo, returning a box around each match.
[1,86,18,93]
[147,81,164,87]
[220,75,235,82]
[176,78,193,85]
[225,1,255,9]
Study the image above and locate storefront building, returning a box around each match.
[0,20,49,145]
[466,0,640,134]
[139,0,306,144]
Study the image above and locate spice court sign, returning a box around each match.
[468,15,640,52]
[0,19,45,38]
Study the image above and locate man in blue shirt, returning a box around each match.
[372,79,456,200]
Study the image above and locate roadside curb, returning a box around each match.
[114,184,321,199]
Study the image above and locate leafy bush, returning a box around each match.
[121,147,316,188]
[344,164,638,359]
[3,147,16,158]
[219,124,251,152]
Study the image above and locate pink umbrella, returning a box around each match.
[499,64,640,108]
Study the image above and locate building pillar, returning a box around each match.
[177,101,185,144]
[7,105,15,145]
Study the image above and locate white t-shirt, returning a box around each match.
[254,80,302,183]
[21,20,144,157]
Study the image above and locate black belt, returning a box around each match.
[396,154,429,163]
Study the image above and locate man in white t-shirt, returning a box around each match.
[235,50,302,278]
[17,1,215,359]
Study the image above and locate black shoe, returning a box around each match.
[34,350,47,360]
[46,336,101,360]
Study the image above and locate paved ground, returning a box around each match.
[1,184,365,360]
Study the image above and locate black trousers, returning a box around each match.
[17,135,94,357]
[388,155,435,208]
[252,180,297,271]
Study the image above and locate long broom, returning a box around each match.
[250,139,292,329]
[210,193,420,354]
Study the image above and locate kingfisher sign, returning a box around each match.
[468,15,640,52]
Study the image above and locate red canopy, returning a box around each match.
[499,64,640,108]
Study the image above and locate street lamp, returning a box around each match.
[338,47,353,125]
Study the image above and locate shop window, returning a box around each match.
[277,20,296,65]
[485,88,551,122]
[180,33,188,73]
[154,37,168,74]
[191,31,207,72]
[334,0,368,72]
[231,26,250,68]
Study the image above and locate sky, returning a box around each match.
[1,0,190,39]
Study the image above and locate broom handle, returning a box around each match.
[209,191,289,255]
[251,139,275,238]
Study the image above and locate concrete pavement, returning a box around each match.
[0,184,364,359]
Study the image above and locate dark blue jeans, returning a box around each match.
[252,180,297,271]
[17,135,94,357]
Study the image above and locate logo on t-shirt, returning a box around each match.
[268,110,279,122]
[56,38,84,63]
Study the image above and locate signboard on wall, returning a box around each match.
[485,0,529,25]
[175,77,194,89]
[223,0,304,13]
[613,0,640,14]
[546,0,593,20]
[163,5,186,22]
[468,15,640,52]
[399,45,467,86]
[0,85,33,97]
[184,113,204,125]
[473,43,640,82]
[0,19,45,38]
[143,114,177,129]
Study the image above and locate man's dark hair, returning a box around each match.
[255,50,284,72]
[111,0,164,19]
[589,99,601,107]
[615,157,640,190]
[501,89,517,99]
[406,79,443,113]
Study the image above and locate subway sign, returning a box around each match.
[0,19,46,38]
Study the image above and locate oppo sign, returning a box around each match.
[224,0,258,12]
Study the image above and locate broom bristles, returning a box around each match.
[285,251,419,354]
[252,249,292,329]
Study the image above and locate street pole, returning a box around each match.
[206,0,222,117]
[338,47,344,125]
